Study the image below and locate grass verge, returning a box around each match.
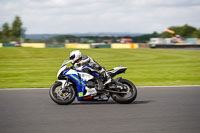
[0,48,200,88]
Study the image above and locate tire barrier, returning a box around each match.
[90,44,111,48]
[186,38,198,44]
[3,43,15,47]
[1,42,199,49]
[0,43,139,49]
[65,43,90,49]
[150,44,200,49]
[0,43,15,47]
[46,44,65,48]
[111,43,132,49]
[21,43,46,48]
[111,43,139,49]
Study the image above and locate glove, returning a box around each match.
[74,63,81,68]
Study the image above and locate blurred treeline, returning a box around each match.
[160,24,200,38]
[43,33,160,43]
[0,16,25,43]
[43,25,200,43]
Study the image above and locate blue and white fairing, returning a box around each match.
[63,69,86,100]
[57,60,71,78]
[60,63,97,101]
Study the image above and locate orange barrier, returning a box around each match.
[111,43,138,49]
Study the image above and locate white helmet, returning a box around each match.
[69,50,82,64]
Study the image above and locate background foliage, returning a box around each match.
[0,16,25,43]
[41,25,200,43]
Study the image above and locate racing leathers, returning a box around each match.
[72,55,111,96]
[72,55,111,85]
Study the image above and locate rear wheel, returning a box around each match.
[111,79,137,104]
[49,82,75,105]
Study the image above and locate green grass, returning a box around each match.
[0,47,200,88]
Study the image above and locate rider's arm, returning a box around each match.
[82,55,105,73]
[82,55,90,65]
[90,58,102,71]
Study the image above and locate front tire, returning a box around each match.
[49,81,75,105]
[111,79,137,104]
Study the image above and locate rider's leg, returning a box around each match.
[98,68,111,85]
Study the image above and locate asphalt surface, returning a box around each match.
[0,86,200,133]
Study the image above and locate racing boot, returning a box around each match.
[102,71,112,86]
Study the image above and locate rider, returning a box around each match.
[69,50,111,96]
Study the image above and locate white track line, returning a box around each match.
[138,85,200,88]
[0,88,49,90]
[0,85,200,90]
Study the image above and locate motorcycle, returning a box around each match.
[49,60,137,105]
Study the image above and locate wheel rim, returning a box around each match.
[53,85,74,101]
[116,83,135,99]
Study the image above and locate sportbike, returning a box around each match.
[49,60,137,104]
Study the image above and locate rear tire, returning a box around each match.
[49,82,75,105]
[111,79,137,104]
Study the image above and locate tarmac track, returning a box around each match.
[0,86,200,133]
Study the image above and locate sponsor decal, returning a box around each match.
[79,92,83,97]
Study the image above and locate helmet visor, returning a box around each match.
[69,54,75,60]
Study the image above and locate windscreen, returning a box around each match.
[60,60,72,68]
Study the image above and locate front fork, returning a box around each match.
[57,79,71,90]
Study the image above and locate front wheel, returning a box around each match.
[111,79,137,104]
[49,81,75,105]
